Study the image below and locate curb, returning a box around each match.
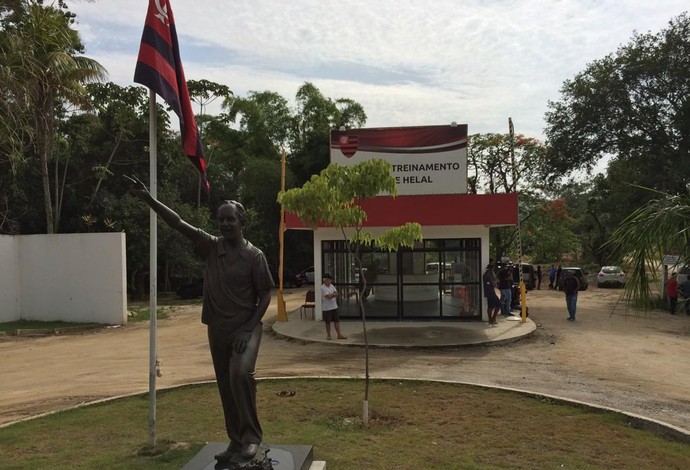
[5,324,104,337]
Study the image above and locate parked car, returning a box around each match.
[674,264,690,284]
[597,266,626,288]
[300,266,315,284]
[176,280,203,299]
[271,269,305,288]
[557,267,589,291]
[495,262,536,290]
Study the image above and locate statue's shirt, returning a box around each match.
[193,230,274,336]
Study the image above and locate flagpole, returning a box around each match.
[148,89,158,446]
[277,148,288,321]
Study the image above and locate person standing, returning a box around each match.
[548,264,556,289]
[562,270,580,321]
[678,276,690,315]
[483,264,501,326]
[498,265,514,317]
[555,265,563,290]
[536,265,543,290]
[321,273,347,340]
[668,273,679,315]
[130,182,273,465]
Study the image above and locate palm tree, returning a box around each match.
[1,1,107,233]
[606,185,690,309]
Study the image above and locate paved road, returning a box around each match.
[2,286,690,435]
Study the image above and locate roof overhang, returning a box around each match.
[285,193,518,230]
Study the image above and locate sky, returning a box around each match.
[68,0,688,141]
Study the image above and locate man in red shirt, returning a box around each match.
[668,273,679,315]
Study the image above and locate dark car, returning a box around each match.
[495,262,536,291]
[176,280,203,299]
[271,269,305,288]
[558,267,588,291]
[514,263,536,290]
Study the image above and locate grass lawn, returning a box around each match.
[1,378,688,469]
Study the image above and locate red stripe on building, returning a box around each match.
[285,193,519,229]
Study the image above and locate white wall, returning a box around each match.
[0,236,21,322]
[0,233,127,325]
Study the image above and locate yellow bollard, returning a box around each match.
[277,290,288,321]
[520,281,527,322]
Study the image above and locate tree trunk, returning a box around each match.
[40,132,54,234]
[37,92,55,234]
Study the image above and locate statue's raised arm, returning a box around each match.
[127,175,198,240]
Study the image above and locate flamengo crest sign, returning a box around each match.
[330,124,468,195]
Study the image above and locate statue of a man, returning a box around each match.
[131,181,273,465]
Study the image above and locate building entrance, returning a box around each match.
[322,238,482,321]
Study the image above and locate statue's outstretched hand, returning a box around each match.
[125,175,149,199]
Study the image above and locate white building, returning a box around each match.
[286,124,518,322]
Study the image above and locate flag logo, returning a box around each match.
[339,135,359,158]
[134,0,209,191]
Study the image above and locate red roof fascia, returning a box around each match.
[285,193,518,229]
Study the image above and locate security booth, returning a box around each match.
[285,124,518,322]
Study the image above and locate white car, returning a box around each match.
[300,266,315,283]
[674,264,690,284]
[597,266,626,288]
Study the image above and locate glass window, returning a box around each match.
[321,238,482,320]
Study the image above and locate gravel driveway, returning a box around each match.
[2,286,689,435]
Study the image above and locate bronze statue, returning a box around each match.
[130,179,274,468]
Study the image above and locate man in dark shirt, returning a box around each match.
[131,182,273,465]
[678,277,690,315]
[483,264,501,326]
[497,266,514,316]
[562,270,580,321]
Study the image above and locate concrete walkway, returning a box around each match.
[272,311,536,348]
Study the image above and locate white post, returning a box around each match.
[148,90,158,447]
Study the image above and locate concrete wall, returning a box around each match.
[0,233,127,325]
[0,235,21,322]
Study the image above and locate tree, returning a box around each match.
[0,0,107,233]
[522,198,580,263]
[187,79,232,208]
[224,90,291,153]
[289,82,367,185]
[605,186,690,310]
[467,132,553,262]
[544,13,690,193]
[279,159,422,426]
[85,83,149,209]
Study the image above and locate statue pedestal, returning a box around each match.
[183,443,318,470]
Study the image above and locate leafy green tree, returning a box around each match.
[85,83,149,209]
[0,0,106,233]
[525,199,580,263]
[544,13,690,194]
[187,79,232,207]
[279,159,422,426]
[289,82,367,185]
[224,90,291,153]
[467,132,555,262]
[606,186,690,310]
[221,83,367,270]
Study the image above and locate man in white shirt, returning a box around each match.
[320,273,348,340]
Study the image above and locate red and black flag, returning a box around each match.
[134,0,209,191]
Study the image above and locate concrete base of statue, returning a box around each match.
[182,443,325,470]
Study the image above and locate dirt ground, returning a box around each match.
[2,285,690,433]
